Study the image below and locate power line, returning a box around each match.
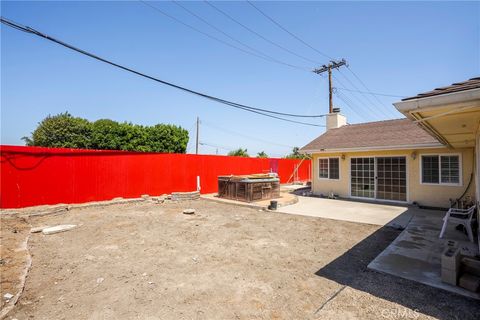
[246,0,333,61]
[332,74,380,120]
[346,65,401,108]
[334,91,369,122]
[335,72,390,118]
[170,1,307,72]
[143,2,391,121]
[202,120,294,148]
[200,141,285,158]
[244,1,402,117]
[340,69,399,118]
[204,1,320,65]
[335,87,406,98]
[338,69,398,118]
[0,17,326,128]
[334,91,366,121]
[199,141,232,151]
[139,0,310,72]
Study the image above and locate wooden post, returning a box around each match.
[328,66,333,114]
[313,59,347,115]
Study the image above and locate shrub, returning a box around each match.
[228,148,249,157]
[23,112,189,153]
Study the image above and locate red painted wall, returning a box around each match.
[0,145,311,209]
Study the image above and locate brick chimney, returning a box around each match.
[326,108,347,131]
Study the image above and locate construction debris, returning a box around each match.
[3,293,14,301]
[150,194,169,204]
[183,209,195,215]
[461,256,480,277]
[458,273,480,292]
[42,225,77,235]
[171,191,200,201]
[30,226,49,233]
[441,247,461,285]
[268,200,278,211]
[4,193,178,218]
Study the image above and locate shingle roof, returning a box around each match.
[402,77,480,101]
[300,119,440,152]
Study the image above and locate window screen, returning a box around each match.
[329,158,339,179]
[440,156,460,184]
[422,156,439,183]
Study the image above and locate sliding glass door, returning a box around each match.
[376,157,407,201]
[351,157,375,199]
[350,156,407,202]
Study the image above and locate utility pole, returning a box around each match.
[195,117,200,155]
[313,59,347,113]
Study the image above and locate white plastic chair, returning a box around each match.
[439,205,476,242]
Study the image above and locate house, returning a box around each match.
[300,78,480,210]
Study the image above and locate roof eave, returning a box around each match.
[301,142,445,154]
[394,88,480,118]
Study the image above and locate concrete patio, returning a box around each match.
[278,196,414,229]
[368,208,480,300]
[277,194,480,299]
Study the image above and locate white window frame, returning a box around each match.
[419,153,462,186]
[318,157,341,180]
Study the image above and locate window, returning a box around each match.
[318,158,340,180]
[329,158,340,179]
[422,156,439,183]
[441,156,460,184]
[421,155,460,185]
[319,159,329,178]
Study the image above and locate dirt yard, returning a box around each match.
[1,200,479,319]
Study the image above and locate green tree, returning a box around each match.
[285,147,307,159]
[24,112,189,153]
[146,124,189,153]
[90,119,123,150]
[228,148,249,157]
[23,112,92,148]
[117,123,149,152]
[256,151,268,158]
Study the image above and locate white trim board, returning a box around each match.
[302,143,444,154]
[393,88,480,114]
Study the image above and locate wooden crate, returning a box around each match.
[218,176,280,202]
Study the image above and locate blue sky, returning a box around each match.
[1,1,478,156]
